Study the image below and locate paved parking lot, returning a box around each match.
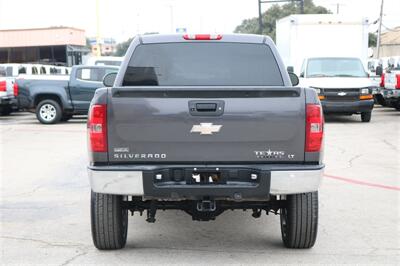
[1,107,399,265]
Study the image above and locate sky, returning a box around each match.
[0,0,399,42]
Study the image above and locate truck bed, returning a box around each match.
[17,75,69,109]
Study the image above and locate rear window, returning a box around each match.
[18,66,26,74]
[0,67,6,77]
[123,43,283,86]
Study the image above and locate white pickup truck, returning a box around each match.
[299,57,376,122]
[383,66,400,110]
[0,66,18,115]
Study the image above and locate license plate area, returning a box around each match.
[150,168,261,186]
[143,167,271,200]
[190,170,224,185]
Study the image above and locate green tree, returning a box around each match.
[234,0,330,41]
[368,32,377,47]
[114,38,133,56]
[114,33,159,56]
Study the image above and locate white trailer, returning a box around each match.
[276,14,369,75]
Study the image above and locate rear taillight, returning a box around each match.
[379,73,385,88]
[305,104,324,152]
[183,34,222,40]
[396,74,400,89]
[13,82,18,96]
[0,81,6,92]
[88,104,107,152]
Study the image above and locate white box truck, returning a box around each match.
[276,15,376,122]
[276,14,369,74]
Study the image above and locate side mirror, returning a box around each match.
[299,72,304,78]
[287,66,294,73]
[375,66,383,76]
[289,72,299,86]
[103,72,117,87]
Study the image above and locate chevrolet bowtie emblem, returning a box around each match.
[190,123,222,135]
[338,92,347,96]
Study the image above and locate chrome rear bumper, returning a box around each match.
[269,169,323,195]
[88,166,323,196]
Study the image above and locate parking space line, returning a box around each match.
[324,174,400,191]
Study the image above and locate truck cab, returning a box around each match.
[299,57,375,122]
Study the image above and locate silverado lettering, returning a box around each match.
[113,153,167,159]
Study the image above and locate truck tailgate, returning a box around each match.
[107,87,305,163]
[384,72,399,90]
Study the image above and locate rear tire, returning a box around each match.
[0,107,12,116]
[280,192,318,249]
[91,191,128,250]
[361,111,372,122]
[36,99,62,124]
[395,101,400,111]
[374,94,387,106]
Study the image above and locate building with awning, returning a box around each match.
[0,27,90,66]
[374,26,400,58]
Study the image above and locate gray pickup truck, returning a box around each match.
[16,65,118,124]
[87,34,324,250]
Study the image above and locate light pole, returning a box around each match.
[376,0,384,58]
[258,0,263,34]
[96,0,101,57]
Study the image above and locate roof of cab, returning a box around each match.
[139,33,274,46]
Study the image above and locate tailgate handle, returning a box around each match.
[189,100,224,116]
[196,103,217,112]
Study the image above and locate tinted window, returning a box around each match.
[0,67,6,77]
[77,68,117,82]
[40,67,46,74]
[306,58,367,78]
[123,43,283,86]
[18,67,26,74]
[32,67,38,75]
